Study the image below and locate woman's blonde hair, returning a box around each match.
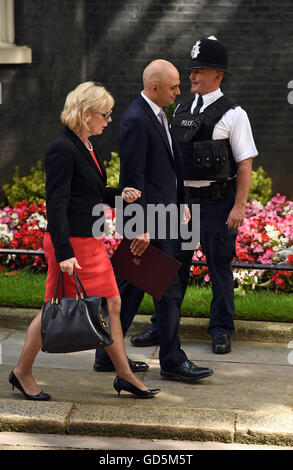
[60,81,114,133]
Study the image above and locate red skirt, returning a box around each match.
[43,232,119,302]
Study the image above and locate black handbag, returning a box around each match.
[41,270,113,353]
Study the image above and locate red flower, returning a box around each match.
[29,203,38,213]
[192,266,201,275]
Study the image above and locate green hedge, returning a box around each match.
[2,161,46,207]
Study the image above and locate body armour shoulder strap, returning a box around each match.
[174,97,194,115]
[173,95,239,142]
[175,95,239,128]
[198,95,239,129]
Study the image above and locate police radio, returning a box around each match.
[183,119,202,142]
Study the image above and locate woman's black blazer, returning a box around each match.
[45,126,121,262]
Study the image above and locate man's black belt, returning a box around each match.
[184,178,236,200]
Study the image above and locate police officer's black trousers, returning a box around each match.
[149,189,237,337]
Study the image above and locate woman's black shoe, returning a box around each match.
[9,370,51,401]
[113,376,160,398]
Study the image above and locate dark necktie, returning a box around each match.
[192,95,203,115]
[158,109,173,154]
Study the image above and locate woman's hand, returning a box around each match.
[182,204,191,224]
[122,187,142,203]
[59,257,82,275]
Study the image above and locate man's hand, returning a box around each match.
[226,204,246,229]
[122,187,142,203]
[130,232,150,256]
[226,157,253,229]
[59,257,82,275]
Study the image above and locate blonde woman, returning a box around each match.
[9,82,160,400]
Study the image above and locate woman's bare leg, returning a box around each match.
[105,296,148,390]
[13,311,43,395]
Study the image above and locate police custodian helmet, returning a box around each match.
[185,35,232,75]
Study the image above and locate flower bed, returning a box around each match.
[0,200,47,272]
[190,194,293,291]
[0,195,292,291]
[0,200,122,273]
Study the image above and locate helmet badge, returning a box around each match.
[191,40,201,59]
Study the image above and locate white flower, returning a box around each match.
[251,200,263,210]
[10,213,19,220]
[0,224,13,243]
[6,254,16,263]
[27,213,47,230]
[265,225,280,242]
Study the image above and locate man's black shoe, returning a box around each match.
[130,326,159,347]
[212,334,231,354]
[93,357,149,372]
[160,360,213,382]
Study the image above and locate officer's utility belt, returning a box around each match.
[184,178,236,200]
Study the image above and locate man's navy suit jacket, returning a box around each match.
[118,94,185,238]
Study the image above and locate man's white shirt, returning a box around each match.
[141,91,162,123]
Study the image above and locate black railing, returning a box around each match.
[0,248,292,271]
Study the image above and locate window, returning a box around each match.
[0,0,32,64]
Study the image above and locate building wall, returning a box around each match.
[0,0,293,199]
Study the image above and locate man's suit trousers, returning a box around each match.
[95,239,188,370]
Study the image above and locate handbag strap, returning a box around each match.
[52,270,88,301]
[73,271,88,298]
[52,270,65,301]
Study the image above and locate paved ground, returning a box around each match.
[0,432,292,450]
[0,313,293,449]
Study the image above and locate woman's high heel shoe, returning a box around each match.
[113,376,160,398]
[9,370,51,401]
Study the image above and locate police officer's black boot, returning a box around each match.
[212,334,231,354]
[130,324,159,347]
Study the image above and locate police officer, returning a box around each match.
[131,36,258,354]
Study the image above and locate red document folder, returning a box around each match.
[110,238,182,300]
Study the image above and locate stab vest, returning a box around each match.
[171,95,239,181]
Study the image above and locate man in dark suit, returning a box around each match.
[94,60,213,382]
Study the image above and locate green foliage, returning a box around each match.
[165,103,177,124]
[104,151,120,188]
[248,166,273,205]
[2,161,46,206]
